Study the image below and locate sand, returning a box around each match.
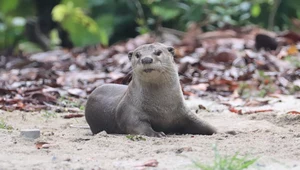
[0,95,300,170]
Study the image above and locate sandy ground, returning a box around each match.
[0,95,300,170]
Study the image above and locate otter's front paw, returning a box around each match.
[149,131,166,137]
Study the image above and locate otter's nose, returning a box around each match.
[141,57,153,64]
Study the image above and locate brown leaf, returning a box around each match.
[23,104,48,111]
[67,88,87,98]
[244,100,269,107]
[178,62,189,74]
[287,45,298,55]
[198,104,207,110]
[182,90,196,96]
[212,49,237,64]
[287,111,300,114]
[190,83,209,91]
[243,109,273,114]
[30,50,68,63]
[35,142,50,149]
[0,88,17,95]
[31,92,57,103]
[136,159,159,168]
[209,78,239,92]
[63,114,84,119]
[279,31,300,44]
[229,107,242,114]
[291,18,300,29]
[182,22,202,48]
[57,71,106,86]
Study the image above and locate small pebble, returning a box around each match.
[226,130,237,135]
[96,130,108,137]
[294,134,300,138]
[20,129,40,139]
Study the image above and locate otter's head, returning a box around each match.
[128,43,176,82]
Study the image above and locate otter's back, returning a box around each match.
[85,84,127,134]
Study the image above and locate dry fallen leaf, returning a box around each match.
[63,114,84,119]
[198,104,207,110]
[35,142,50,149]
[244,100,269,107]
[190,83,209,91]
[287,45,298,55]
[243,109,273,114]
[229,107,242,114]
[135,159,159,168]
[287,111,300,114]
[67,88,87,98]
[1,26,299,112]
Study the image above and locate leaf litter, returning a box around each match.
[0,26,299,114]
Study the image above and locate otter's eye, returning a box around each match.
[136,52,141,59]
[154,50,162,56]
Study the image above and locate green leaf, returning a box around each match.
[50,29,61,46]
[0,0,19,14]
[52,2,104,46]
[61,0,88,8]
[286,0,300,9]
[96,15,114,46]
[52,4,68,22]
[18,41,43,54]
[63,18,100,47]
[189,0,206,5]
[251,3,261,17]
[88,0,107,7]
[214,6,226,14]
[207,0,222,4]
[151,4,181,20]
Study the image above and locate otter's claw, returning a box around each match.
[151,131,166,137]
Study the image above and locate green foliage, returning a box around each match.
[284,56,300,68]
[192,146,257,170]
[251,3,261,17]
[238,82,251,98]
[126,135,146,141]
[61,0,88,8]
[150,1,185,21]
[0,0,24,50]
[18,41,43,54]
[0,0,19,14]
[95,14,115,45]
[257,70,276,97]
[58,96,83,108]
[42,111,57,119]
[142,0,269,30]
[0,119,13,130]
[0,16,26,48]
[1,0,300,51]
[79,105,85,111]
[0,0,34,53]
[52,1,107,46]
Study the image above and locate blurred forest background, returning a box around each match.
[1,0,300,54]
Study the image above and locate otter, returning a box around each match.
[85,43,216,137]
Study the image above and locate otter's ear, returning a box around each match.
[167,46,175,56]
[128,51,133,61]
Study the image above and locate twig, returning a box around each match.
[268,0,281,30]
[157,27,186,37]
